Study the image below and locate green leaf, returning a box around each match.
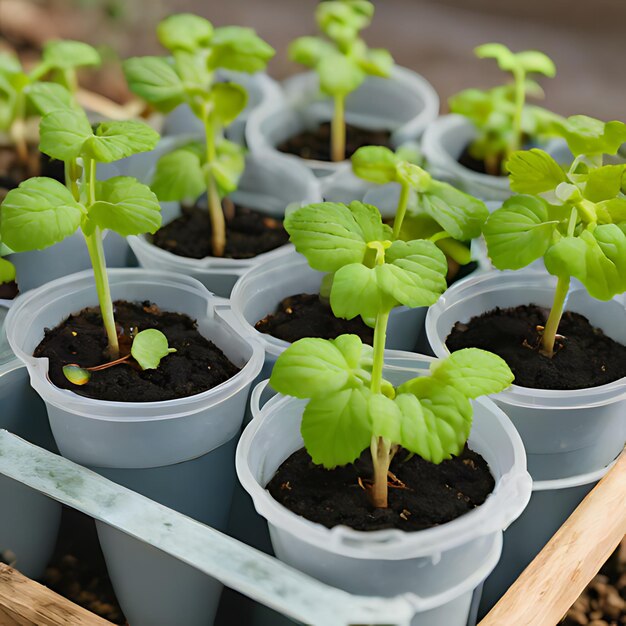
[39,108,93,161]
[131,328,176,370]
[318,53,365,96]
[484,195,558,269]
[288,36,335,67]
[475,43,516,71]
[556,116,626,157]
[157,14,213,52]
[429,348,514,397]
[597,199,626,225]
[209,82,248,126]
[396,163,431,191]
[514,51,556,76]
[63,364,91,386]
[583,165,626,202]
[419,181,489,241]
[26,82,76,116]
[358,48,393,77]
[43,40,101,70]
[0,257,16,284]
[151,147,206,202]
[82,121,160,163]
[0,53,21,75]
[208,26,275,73]
[284,201,391,272]
[89,176,161,236]
[396,378,473,464]
[369,394,401,442]
[210,139,245,195]
[270,334,367,399]
[301,387,372,468]
[316,1,373,43]
[0,177,83,252]
[123,56,186,112]
[507,149,567,195]
[351,146,398,184]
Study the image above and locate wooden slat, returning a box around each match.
[0,563,112,626]
[480,450,626,626]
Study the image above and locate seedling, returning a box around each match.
[63,328,176,385]
[289,0,394,162]
[273,201,512,507]
[484,115,626,356]
[123,13,274,256]
[0,41,100,170]
[352,145,489,265]
[449,43,558,175]
[0,103,161,359]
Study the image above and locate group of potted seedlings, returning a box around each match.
[0,2,624,625]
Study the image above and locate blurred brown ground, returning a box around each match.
[0,0,624,120]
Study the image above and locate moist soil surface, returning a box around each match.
[152,203,289,260]
[267,445,494,532]
[446,304,626,390]
[0,146,65,193]
[34,300,239,402]
[457,144,505,177]
[277,121,393,162]
[255,293,374,345]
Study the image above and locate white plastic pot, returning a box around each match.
[230,249,429,381]
[122,136,321,298]
[246,66,439,177]
[236,353,532,626]
[478,460,614,618]
[0,360,61,579]
[426,270,626,480]
[163,71,282,145]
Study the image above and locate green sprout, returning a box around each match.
[352,145,489,266]
[63,328,176,385]
[0,41,100,170]
[484,115,626,357]
[289,0,393,162]
[449,43,558,175]
[0,103,161,359]
[123,13,274,257]
[273,201,513,508]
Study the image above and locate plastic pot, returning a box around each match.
[0,360,61,579]
[4,268,264,626]
[246,66,439,178]
[162,71,282,145]
[122,136,321,298]
[478,461,614,618]
[426,270,626,480]
[236,353,532,626]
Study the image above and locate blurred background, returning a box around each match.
[0,0,624,119]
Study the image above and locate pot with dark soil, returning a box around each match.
[246,0,437,178]
[422,43,565,201]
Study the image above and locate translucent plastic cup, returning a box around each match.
[236,353,532,626]
[426,270,626,480]
[122,137,321,298]
[0,360,61,579]
[246,66,439,178]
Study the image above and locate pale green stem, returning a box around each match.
[541,274,570,358]
[509,68,526,157]
[10,90,28,167]
[392,182,410,240]
[203,105,226,257]
[64,159,80,201]
[331,94,346,163]
[83,158,119,358]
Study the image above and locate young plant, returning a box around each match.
[0,106,161,358]
[273,202,513,508]
[449,43,558,175]
[289,0,394,162]
[123,13,274,256]
[63,328,176,385]
[0,41,101,169]
[352,145,489,266]
[484,115,626,357]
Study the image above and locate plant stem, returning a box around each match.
[10,91,28,168]
[331,94,346,163]
[83,158,119,358]
[203,106,226,257]
[64,159,80,201]
[392,182,410,240]
[510,68,526,157]
[541,274,570,358]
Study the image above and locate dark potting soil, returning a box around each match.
[0,281,18,300]
[152,203,289,260]
[446,304,626,390]
[34,300,240,402]
[277,121,393,162]
[457,144,499,176]
[267,445,494,532]
[0,146,65,192]
[255,293,374,345]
